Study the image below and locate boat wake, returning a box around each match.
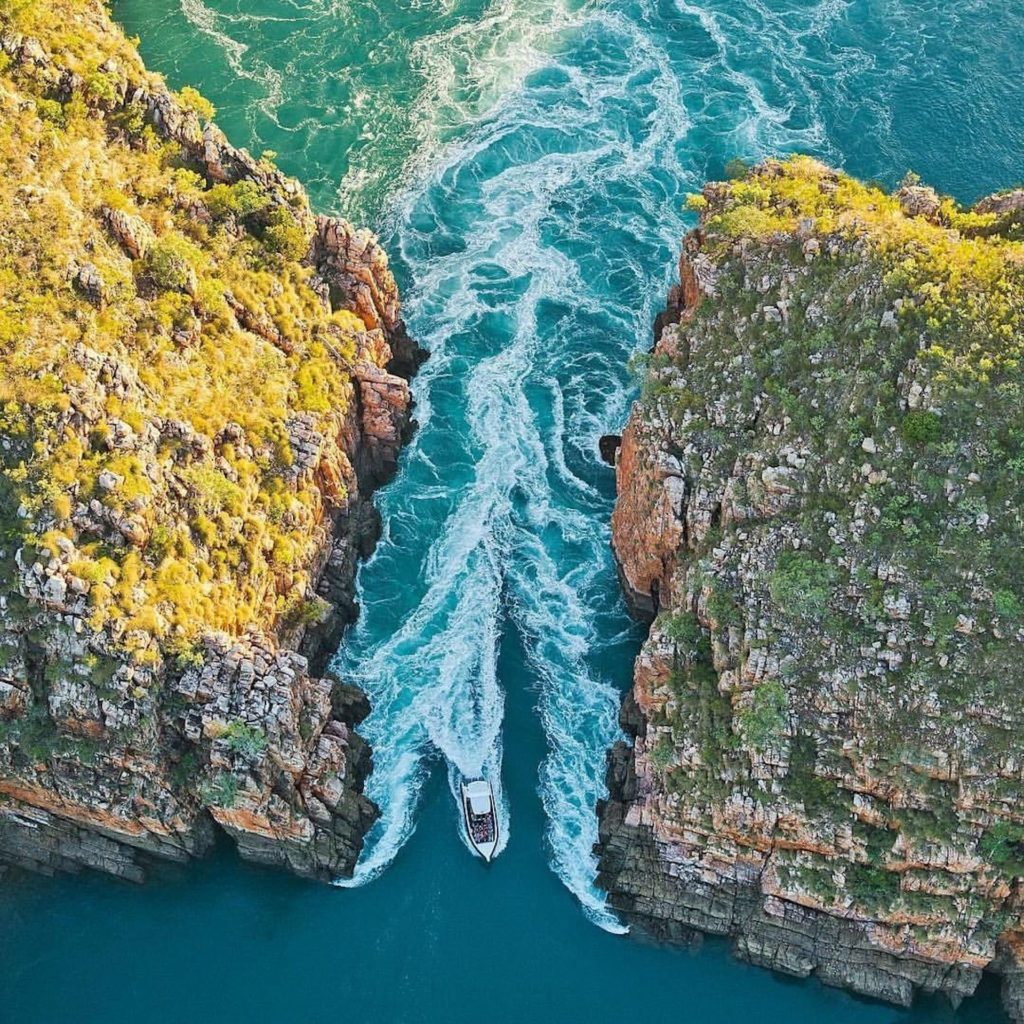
[158,0,989,927]
[332,0,698,931]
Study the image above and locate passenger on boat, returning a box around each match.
[470,814,493,843]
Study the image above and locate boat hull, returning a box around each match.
[461,780,499,862]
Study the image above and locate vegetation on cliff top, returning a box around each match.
[0,0,367,663]
[673,156,1024,639]
[629,156,1024,953]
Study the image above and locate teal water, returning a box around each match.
[2,1,1023,1020]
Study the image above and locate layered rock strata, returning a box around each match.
[597,158,1024,1017]
[0,2,423,881]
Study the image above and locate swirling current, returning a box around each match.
[2,1,1023,1021]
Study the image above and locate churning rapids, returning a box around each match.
[2,1,1023,1022]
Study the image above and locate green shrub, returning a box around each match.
[163,635,204,670]
[706,586,743,627]
[282,595,331,631]
[111,101,145,135]
[993,589,1022,620]
[262,208,309,261]
[83,69,118,105]
[36,97,65,126]
[199,772,239,808]
[741,680,787,750]
[901,410,942,445]
[223,721,268,758]
[724,157,750,180]
[205,180,267,221]
[786,737,843,815]
[855,821,899,864]
[148,523,172,558]
[658,610,703,646]
[649,735,674,774]
[847,864,900,910]
[176,85,215,122]
[626,351,649,379]
[980,821,1024,876]
[144,234,200,292]
[769,551,837,619]
[181,465,245,517]
[191,514,217,547]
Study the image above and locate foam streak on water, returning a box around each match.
[113,0,1024,933]
[334,0,699,928]
[178,0,284,124]
[335,0,899,925]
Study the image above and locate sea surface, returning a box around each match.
[2,1,1023,1021]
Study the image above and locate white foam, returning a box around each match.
[338,0,589,213]
[178,0,284,121]
[332,3,698,933]
[333,0,869,933]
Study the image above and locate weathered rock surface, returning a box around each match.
[597,158,1024,1016]
[0,3,423,882]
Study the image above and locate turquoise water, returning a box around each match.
[2,0,1023,1020]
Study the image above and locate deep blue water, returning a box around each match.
[2,0,1023,1020]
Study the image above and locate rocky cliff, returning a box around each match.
[0,0,423,882]
[597,157,1024,1018]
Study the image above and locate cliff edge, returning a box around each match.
[0,0,423,882]
[598,156,1024,1018]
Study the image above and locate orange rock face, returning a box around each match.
[610,423,685,617]
[600,162,1024,1018]
[0,14,421,885]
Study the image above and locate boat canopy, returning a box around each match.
[465,780,492,815]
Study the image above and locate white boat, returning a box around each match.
[460,778,499,862]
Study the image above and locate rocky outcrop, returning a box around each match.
[0,2,423,882]
[182,633,376,878]
[597,158,1024,1016]
[103,206,155,260]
